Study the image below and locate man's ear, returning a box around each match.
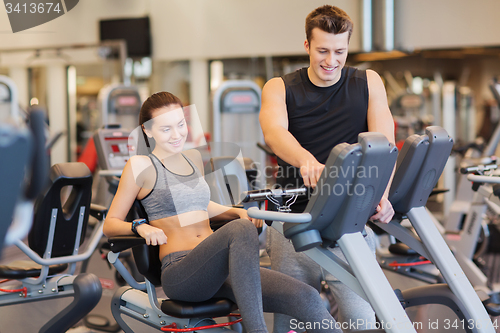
[304,39,310,54]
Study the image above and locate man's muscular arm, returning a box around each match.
[366,69,396,223]
[259,78,324,188]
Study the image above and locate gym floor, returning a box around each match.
[0,239,274,333]
[2,233,500,332]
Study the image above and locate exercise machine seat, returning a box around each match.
[161,298,238,319]
[110,227,238,319]
[132,238,238,317]
[0,261,67,279]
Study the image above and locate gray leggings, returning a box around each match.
[161,219,339,333]
[267,226,377,333]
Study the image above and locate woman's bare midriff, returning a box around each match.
[149,210,214,261]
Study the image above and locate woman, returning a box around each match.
[103,91,340,333]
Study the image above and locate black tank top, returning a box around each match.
[277,66,369,190]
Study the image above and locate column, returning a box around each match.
[8,66,28,110]
[46,62,68,165]
[189,59,210,136]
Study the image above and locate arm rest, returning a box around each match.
[247,207,311,223]
[108,236,146,253]
[106,243,147,291]
[90,203,108,220]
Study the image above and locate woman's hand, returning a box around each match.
[136,224,168,246]
[237,209,263,228]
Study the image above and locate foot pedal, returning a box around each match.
[394,289,406,309]
[388,242,418,256]
[483,292,500,316]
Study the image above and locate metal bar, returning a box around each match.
[247,207,311,223]
[108,252,146,291]
[13,222,103,265]
[407,206,495,332]
[338,232,416,332]
[467,174,500,184]
[304,246,369,302]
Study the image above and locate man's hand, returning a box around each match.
[300,161,325,188]
[369,196,394,224]
[136,224,168,246]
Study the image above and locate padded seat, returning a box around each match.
[0,260,68,279]
[161,298,237,319]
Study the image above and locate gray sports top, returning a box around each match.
[140,154,210,221]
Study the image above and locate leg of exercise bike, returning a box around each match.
[302,231,416,333]
[407,206,495,332]
[39,273,102,333]
[337,232,417,333]
[453,250,490,292]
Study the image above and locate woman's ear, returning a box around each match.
[142,125,153,138]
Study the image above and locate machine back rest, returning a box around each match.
[284,133,397,248]
[129,200,163,286]
[132,241,162,286]
[0,124,31,251]
[390,126,453,213]
[28,162,92,258]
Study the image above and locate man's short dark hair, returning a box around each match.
[305,5,353,43]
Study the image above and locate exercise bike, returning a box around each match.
[247,127,495,332]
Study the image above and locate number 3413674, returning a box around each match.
[5,2,62,14]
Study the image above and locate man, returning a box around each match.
[259,5,395,332]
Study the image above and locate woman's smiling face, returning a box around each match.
[145,104,187,155]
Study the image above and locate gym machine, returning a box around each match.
[0,75,47,254]
[0,162,106,333]
[97,84,142,131]
[247,127,495,332]
[373,127,495,332]
[212,80,265,188]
